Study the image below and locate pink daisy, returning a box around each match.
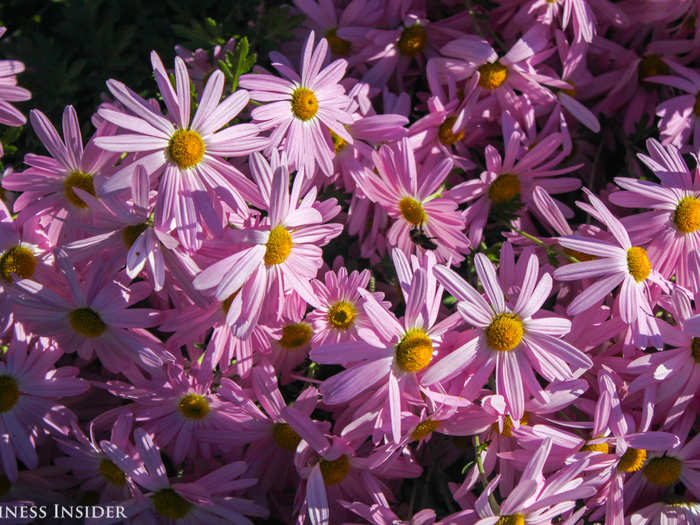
[353,137,470,263]
[95,52,268,252]
[307,266,386,346]
[0,26,30,143]
[1,106,120,244]
[102,365,247,465]
[553,188,667,348]
[0,326,88,482]
[448,128,580,247]
[609,138,700,288]
[9,250,173,373]
[101,428,268,525]
[423,251,592,420]
[239,31,354,177]
[192,151,342,338]
[311,249,463,443]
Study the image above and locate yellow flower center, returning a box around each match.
[122,223,148,248]
[177,393,210,420]
[153,488,192,519]
[264,225,293,265]
[329,129,348,153]
[438,116,465,146]
[319,455,350,485]
[0,246,36,282]
[99,458,127,487]
[327,300,357,331]
[488,174,521,204]
[291,87,318,121]
[398,197,427,226]
[398,24,427,57]
[272,423,302,451]
[0,375,19,413]
[643,456,682,486]
[478,62,508,90]
[560,81,577,98]
[562,247,598,262]
[64,171,96,209]
[492,413,529,437]
[325,28,351,56]
[486,313,524,352]
[411,419,440,440]
[496,514,526,525]
[221,289,241,314]
[674,196,700,234]
[0,475,10,496]
[581,435,609,453]
[638,55,669,84]
[627,247,652,282]
[691,337,700,364]
[167,129,205,169]
[395,328,433,372]
[618,447,647,472]
[69,308,107,338]
[695,93,700,117]
[279,323,313,350]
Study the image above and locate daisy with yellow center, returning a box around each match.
[240,30,354,177]
[555,189,664,348]
[95,52,268,253]
[1,106,120,243]
[193,152,342,339]
[312,253,448,443]
[424,251,592,421]
[609,140,700,290]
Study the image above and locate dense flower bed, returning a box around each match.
[0,1,699,523]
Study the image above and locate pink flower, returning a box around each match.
[424,251,592,420]
[609,139,700,288]
[554,188,667,348]
[192,151,342,338]
[354,137,470,263]
[95,52,268,252]
[0,326,88,482]
[9,250,172,373]
[240,31,354,177]
[2,107,120,244]
[100,428,268,524]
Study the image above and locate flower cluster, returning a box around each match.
[0,2,699,524]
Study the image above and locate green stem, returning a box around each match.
[474,435,499,515]
[508,225,581,264]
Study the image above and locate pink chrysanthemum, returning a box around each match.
[0,326,88,482]
[192,151,342,338]
[354,137,470,263]
[240,31,354,177]
[609,139,700,288]
[553,188,667,348]
[423,251,592,420]
[9,250,172,373]
[2,106,120,244]
[95,52,268,252]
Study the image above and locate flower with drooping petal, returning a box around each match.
[95,51,268,252]
[2,106,119,244]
